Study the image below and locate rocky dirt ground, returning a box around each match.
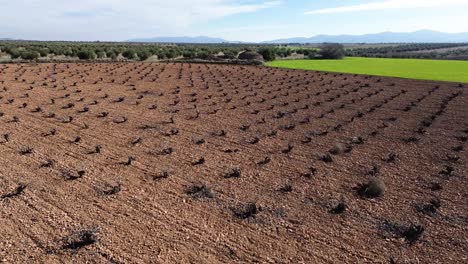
[0,62,466,263]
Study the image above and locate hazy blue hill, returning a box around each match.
[263,30,468,44]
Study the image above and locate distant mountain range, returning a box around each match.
[126,30,468,44]
[263,30,468,44]
[3,30,468,44]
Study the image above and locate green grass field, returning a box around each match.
[267,57,468,83]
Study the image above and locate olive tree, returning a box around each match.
[258,47,276,61]
[319,43,345,59]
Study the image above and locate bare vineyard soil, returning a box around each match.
[0,62,466,263]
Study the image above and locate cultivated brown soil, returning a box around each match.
[0,62,466,263]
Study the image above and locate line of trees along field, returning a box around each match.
[0,42,319,62]
[2,41,467,62]
[346,43,468,60]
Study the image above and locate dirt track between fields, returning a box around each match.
[0,62,466,263]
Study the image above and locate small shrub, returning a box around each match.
[186,184,213,199]
[232,203,259,219]
[429,182,442,191]
[62,228,99,250]
[223,167,241,179]
[402,136,419,143]
[246,136,259,144]
[329,143,346,155]
[452,145,463,152]
[19,147,33,155]
[3,133,10,142]
[40,159,55,168]
[72,136,81,144]
[1,183,27,199]
[122,156,136,166]
[438,165,455,177]
[257,156,271,166]
[384,153,398,163]
[350,136,364,144]
[9,116,19,123]
[330,201,347,214]
[153,170,170,181]
[153,147,173,156]
[403,225,425,244]
[357,177,385,198]
[101,183,121,196]
[320,153,333,163]
[367,164,380,176]
[210,129,226,137]
[281,143,294,154]
[379,221,424,244]
[278,184,293,193]
[113,117,128,124]
[98,111,109,118]
[61,169,85,181]
[191,157,205,166]
[415,198,440,216]
[131,137,142,146]
[89,145,102,154]
[302,167,317,178]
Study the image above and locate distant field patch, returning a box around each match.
[267,57,468,83]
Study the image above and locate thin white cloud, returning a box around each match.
[196,1,280,18]
[305,0,468,15]
[0,0,280,41]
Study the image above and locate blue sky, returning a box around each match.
[1,0,468,41]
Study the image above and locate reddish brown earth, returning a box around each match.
[0,62,466,263]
